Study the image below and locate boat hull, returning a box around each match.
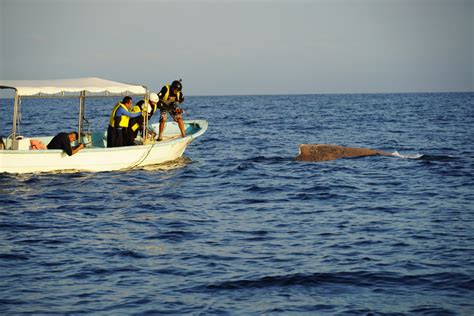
[0,120,207,174]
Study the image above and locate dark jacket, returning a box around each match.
[47,133,73,156]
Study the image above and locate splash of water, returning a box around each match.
[391,151,423,159]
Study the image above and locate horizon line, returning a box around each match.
[189,90,474,97]
[0,90,472,100]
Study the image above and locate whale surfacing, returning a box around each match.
[296,144,392,162]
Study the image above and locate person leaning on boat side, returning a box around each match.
[47,131,84,156]
[107,96,143,147]
[127,93,159,145]
[157,79,186,141]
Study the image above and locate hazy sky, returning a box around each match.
[1,0,472,95]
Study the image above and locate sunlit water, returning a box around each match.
[1,93,473,314]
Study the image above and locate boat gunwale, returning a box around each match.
[1,120,208,155]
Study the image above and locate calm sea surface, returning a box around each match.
[1,93,473,315]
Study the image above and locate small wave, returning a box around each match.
[418,154,457,162]
[231,229,269,236]
[154,230,198,242]
[244,156,293,164]
[201,271,474,292]
[392,151,456,161]
[243,184,285,194]
[105,248,148,259]
[230,229,273,242]
[17,238,71,245]
[0,253,29,261]
[203,271,382,290]
[391,151,423,159]
[0,223,42,230]
[408,305,457,315]
[68,266,137,279]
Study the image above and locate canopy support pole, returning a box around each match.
[78,90,85,142]
[143,90,149,143]
[11,92,20,149]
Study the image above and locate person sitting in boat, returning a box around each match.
[157,79,186,141]
[107,96,143,147]
[47,131,84,156]
[127,92,159,145]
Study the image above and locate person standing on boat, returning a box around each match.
[157,80,186,141]
[127,92,159,145]
[107,96,143,147]
[47,131,84,156]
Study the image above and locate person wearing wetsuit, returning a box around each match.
[157,80,186,141]
[47,131,84,156]
[107,96,143,147]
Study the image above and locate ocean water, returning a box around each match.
[1,93,473,315]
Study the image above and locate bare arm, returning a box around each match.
[71,143,85,155]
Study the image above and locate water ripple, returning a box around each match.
[1,93,473,314]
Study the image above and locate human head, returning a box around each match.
[171,80,182,93]
[149,93,159,105]
[68,131,79,143]
[122,96,133,108]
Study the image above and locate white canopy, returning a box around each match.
[0,77,147,97]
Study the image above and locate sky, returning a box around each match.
[0,0,472,95]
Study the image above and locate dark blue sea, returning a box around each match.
[1,93,473,315]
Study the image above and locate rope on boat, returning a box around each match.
[126,141,155,170]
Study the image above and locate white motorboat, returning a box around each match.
[0,77,207,174]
